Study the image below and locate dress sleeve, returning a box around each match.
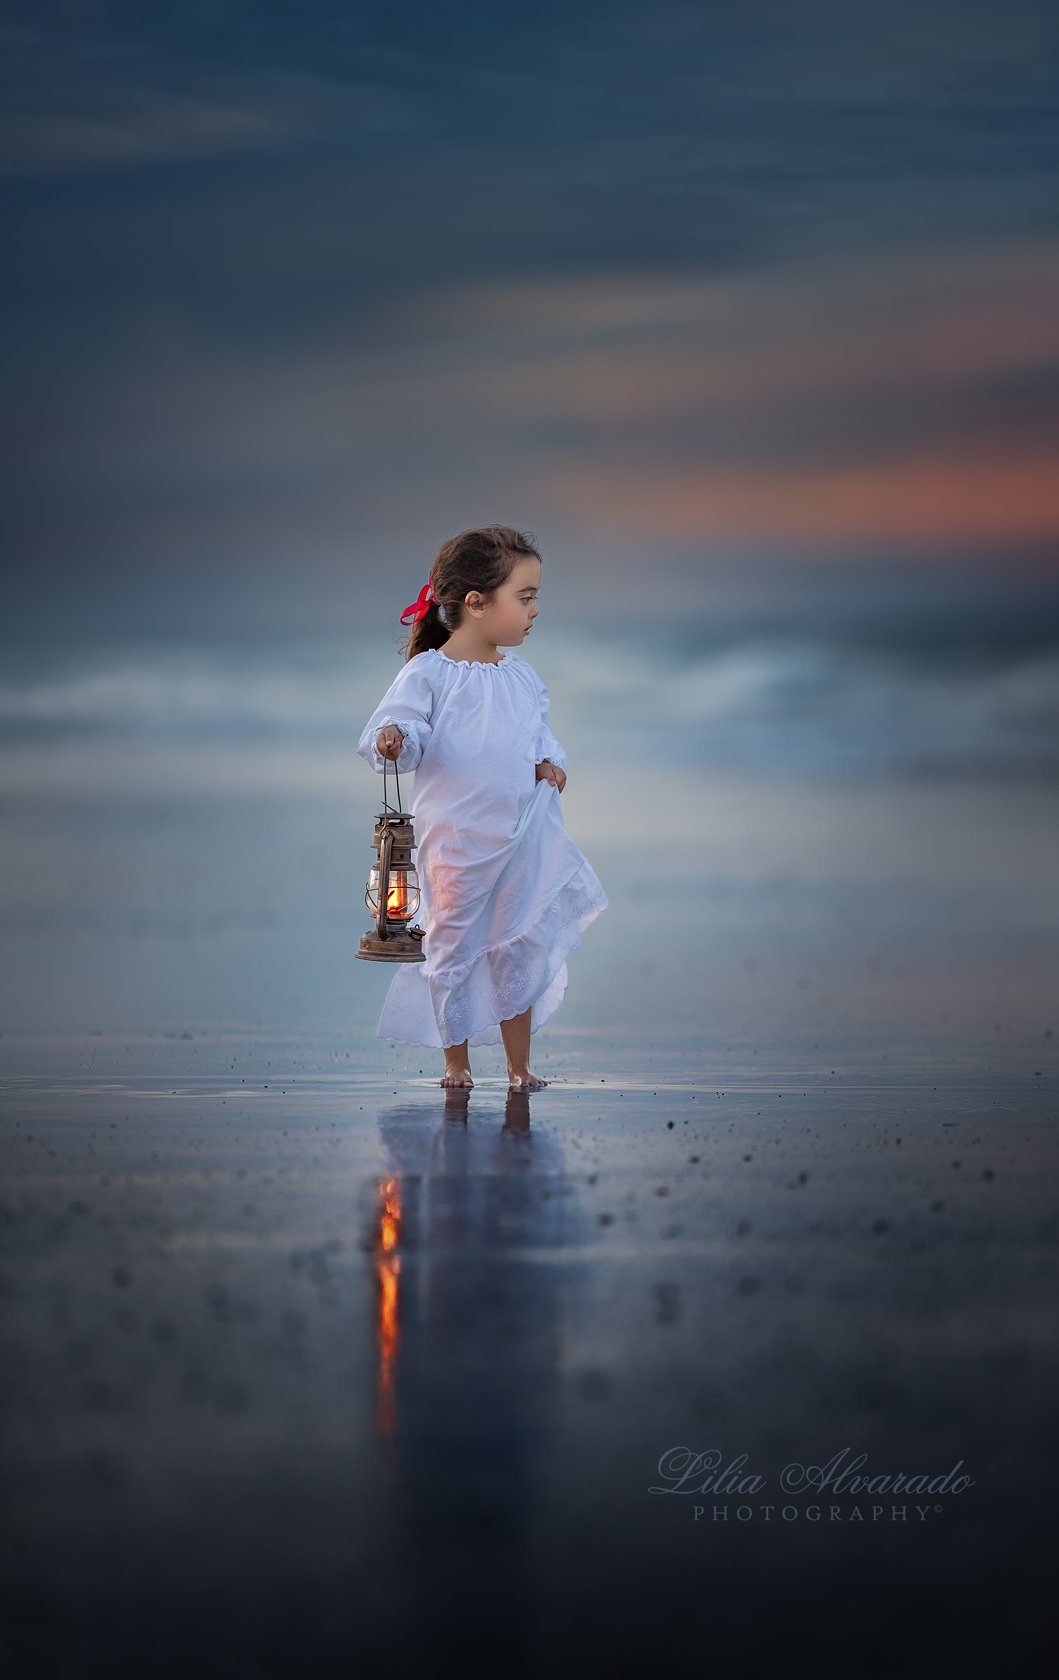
[357,657,436,774]
[533,670,569,773]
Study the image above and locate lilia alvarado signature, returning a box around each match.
[649,1447,975,1523]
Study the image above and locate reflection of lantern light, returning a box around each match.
[375,1176,402,1445]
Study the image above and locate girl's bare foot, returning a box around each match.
[507,1066,547,1091]
[441,1064,474,1088]
[440,1040,473,1089]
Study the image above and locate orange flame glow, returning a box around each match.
[386,878,411,919]
[375,1176,402,1443]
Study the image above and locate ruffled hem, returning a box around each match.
[435,856,607,1047]
[378,962,569,1050]
[376,856,608,1049]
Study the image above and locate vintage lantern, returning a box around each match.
[356,759,426,962]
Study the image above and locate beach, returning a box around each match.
[5,0,1059,1664]
[2,1030,1055,1672]
[2,623,1057,1671]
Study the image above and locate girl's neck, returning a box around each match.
[441,634,504,665]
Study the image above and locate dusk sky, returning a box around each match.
[4,0,1058,640]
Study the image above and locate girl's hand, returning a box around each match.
[375,725,406,760]
[536,759,567,793]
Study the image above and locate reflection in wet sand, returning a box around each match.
[368,1090,586,1640]
[374,1175,402,1449]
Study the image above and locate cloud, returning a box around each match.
[3,0,1058,634]
[545,451,1059,547]
[0,86,304,178]
[14,231,1054,571]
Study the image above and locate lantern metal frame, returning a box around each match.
[355,751,427,963]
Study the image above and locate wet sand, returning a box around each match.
[2,693,1058,1672]
[2,1027,1055,1674]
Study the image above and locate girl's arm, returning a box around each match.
[533,672,569,775]
[356,658,436,773]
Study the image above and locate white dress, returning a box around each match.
[356,647,609,1049]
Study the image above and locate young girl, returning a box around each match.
[356,523,608,1092]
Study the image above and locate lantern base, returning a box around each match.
[356,924,426,962]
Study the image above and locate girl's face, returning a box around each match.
[475,555,542,647]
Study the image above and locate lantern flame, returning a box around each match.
[386,877,411,919]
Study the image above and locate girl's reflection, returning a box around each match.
[368,1089,589,1633]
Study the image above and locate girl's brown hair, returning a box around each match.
[400,523,541,661]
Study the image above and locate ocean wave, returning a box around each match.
[1,623,1056,781]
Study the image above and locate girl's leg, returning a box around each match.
[441,1039,474,1088]
[500,1006,548,1091]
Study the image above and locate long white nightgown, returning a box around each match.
[356,647,608,1049]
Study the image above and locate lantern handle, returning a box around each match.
[381,754,404,818]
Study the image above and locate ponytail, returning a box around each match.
[401,589,451,661]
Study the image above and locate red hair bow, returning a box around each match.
[400,581,435,625]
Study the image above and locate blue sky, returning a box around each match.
[3,0,1058,640]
